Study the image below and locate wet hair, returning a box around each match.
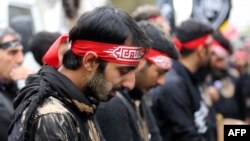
[29,31,61,66]
[63,6,151,71]
[175,18,214,56]
[0,27,21,44]
[131,5,161,22]
[137,21,179,60]
[213,31,233,54]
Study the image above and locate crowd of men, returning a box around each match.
[1,4,250,141]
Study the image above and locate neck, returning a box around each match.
[58,66,86,90]
[179,56,199,74]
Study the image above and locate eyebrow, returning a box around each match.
[118,66,137,71]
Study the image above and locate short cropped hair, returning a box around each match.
[137,21,179,60]
[213,31,233,54]
[175,18,214,56]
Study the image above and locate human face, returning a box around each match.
[136,61,168,92]
[211,53,228,70]
[200,43,213,68]
[83,62,136,102]
[0,35,23,83]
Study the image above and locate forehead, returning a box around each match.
[107,62,137,69]
[1,34,18,43]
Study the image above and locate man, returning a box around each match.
[8,6,151,141]
[10,31,62,82]
[204,31,246,120]
[96,21,179,141]
[150,19,216,141]
[0,27,24,141]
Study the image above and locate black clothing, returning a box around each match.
[8,66,105,141]
[96,88,162,141]
[206,70,246,120]
[151,61,217,141]
[235,72,250,118]
[0,81,18,141]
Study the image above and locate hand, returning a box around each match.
[10,66,35,81]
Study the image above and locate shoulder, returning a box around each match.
[36,96,71,117]
[9,97,79,141]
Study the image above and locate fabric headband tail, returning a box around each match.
[43,33,69,67]
[145,49,172,70]
[172,35,213,51]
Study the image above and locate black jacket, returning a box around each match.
[8,66,105,141]
[0,82,18,141]
[150,61,217,141]
[206,70,246,120]
[96,88,163,141]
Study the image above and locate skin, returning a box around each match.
[0,34,24,83]
[211,53,228,70]
[135,59,169,93]
[180,44,213,74]
[59,51,137,102]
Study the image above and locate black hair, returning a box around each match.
[131,5,161,22]
[175,18,214,56]
[63,6,151,70]
[213,31,233,54]
[29,31,61,66]
[137,21,179,60]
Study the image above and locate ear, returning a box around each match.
[136,59,148,72]
[196,45,206,58]
[82,51,99,72]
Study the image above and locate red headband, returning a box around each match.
[212,41,229,58]
[145,49,172,70]
[43,34,69,67]
[172,35,213,51]
[43,34,144,67]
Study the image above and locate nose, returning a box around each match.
[16,50,24,65]
[121,70,136,90]
[157,74,165,86]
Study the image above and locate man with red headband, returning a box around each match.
[205,31,246,121]
[150,19,216,141]
[8,6,151,141]
[96,21,179,141]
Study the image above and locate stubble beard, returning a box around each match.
[83,71,113,102]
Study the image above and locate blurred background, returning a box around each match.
[0,0,250,68]
[1,0,249,34]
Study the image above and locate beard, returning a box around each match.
[211,68,227,79]
[82,71,113,102]
[195,61,212,83]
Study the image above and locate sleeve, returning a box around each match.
[95,98,134,141]
[156,80,205,141]
[32,113,79,141]
[0,93,14,141]
[0,103,13,141]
